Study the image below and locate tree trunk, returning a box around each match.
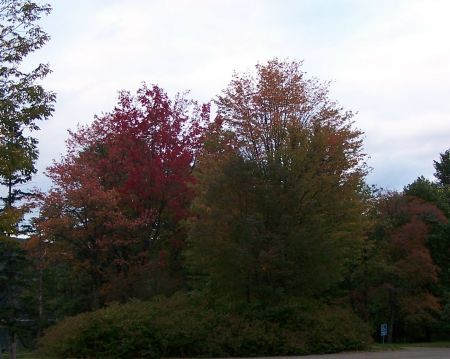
[388,310,395,343]
[92,286,100,311]
[8,332,17,359]
[37,264,43,338]
[36,230,44,338]
[7,178,13,207]
[388,288,396,343]
[246,271,251,303]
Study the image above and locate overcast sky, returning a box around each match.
[26,0,450,191]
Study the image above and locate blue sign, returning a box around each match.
[380,323,388,337]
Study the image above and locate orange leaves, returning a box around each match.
[378,194,445,284]
[361,193,447,338]
[38,84,209,305]
[188,60,369,302]
[215,59,366,190]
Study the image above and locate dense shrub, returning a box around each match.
[241,299,372,354]
[306,306,373,353]
[38,300,159,358]
[39,293,372,358]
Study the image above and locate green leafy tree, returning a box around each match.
[0,2,54,357]
[434,149,450,186]
[0,0,55,222]
[404,176,448,212]
[187,59,369,307]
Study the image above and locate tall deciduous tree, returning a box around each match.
[0,0,55,214]
[40,85,206,308]
[0,2,54,357]
[187,59,369,305]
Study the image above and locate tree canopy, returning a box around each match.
[3,55,450,356]
[0,2,54,357]
[434,149,450,186]
[40,84,207,308]
[187,59,369,305]
[0,0,55,209]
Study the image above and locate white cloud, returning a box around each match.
[29,0,450,191]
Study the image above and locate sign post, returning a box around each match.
[380,323,388,344]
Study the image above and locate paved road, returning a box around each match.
[294,347,450,358]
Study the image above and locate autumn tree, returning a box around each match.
[405,172,450,337]
[404,177,450,289]
[353,193,445,342]
[40,84,206,309]
[187,59,369,306]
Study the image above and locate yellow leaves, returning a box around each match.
[0,205,23,237]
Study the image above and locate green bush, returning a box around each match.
[39,300,159,358]
[306,305,373,353]
[39,294,372,358]
[238,298,372,354]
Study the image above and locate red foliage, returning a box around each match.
[363,194,447,338]
[41,84,208,304]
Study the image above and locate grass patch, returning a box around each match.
[372,341,450,351]
[406,341,450,348]
[17,353,39,359]
[0,350,43,359]
[371,343,408,351]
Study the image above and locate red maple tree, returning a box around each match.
[40,84,208,307]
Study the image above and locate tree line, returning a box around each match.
[1,1,450,358]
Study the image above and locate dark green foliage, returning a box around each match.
[434,149,450,186]
[404,176,450,215]
[0,0,55,207]
[0,238,36,347]
[243,299,372,354]
[40,262,94,319]
[187,59,368,307]
[38,294,372,358]
[38,300,159,359]
[0,3,54,355]
[305,306,373,353]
